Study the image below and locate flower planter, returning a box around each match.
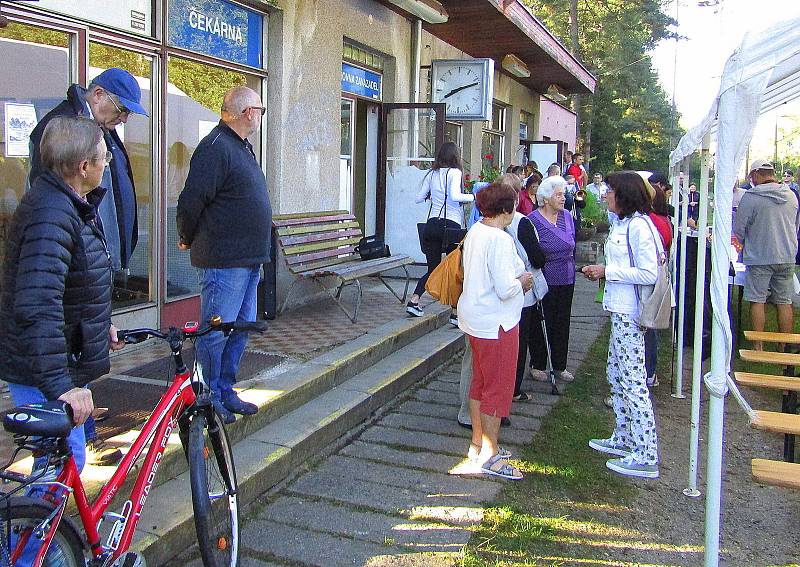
[595,221,610,233]
[575,226,597,242]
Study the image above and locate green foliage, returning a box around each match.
[523,0,684,175]
[580,190,604,225]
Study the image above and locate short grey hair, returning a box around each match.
[40,116,103,179]
[537,175,567,206]
[221,86,260,114]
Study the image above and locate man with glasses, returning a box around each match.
[177,86,272,424]
[27,67,148,467]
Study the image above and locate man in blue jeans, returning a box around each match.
[176,86,273,424]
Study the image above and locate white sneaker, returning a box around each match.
[406,301,424,317]
[559,370,575,382]
[606,456,659,479]
[589,437,631,457]
[647,374,659,387]
[530,369,549,382]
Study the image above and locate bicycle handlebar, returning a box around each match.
[118,319,268,345]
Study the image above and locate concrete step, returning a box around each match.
[71,305,450,506]
[131,324,465,565]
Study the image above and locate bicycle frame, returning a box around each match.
[27,362,198,566]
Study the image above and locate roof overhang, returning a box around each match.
[404,0,596,95]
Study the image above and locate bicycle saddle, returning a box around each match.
[3,401,74,438]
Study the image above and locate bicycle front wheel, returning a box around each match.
[187,410,239,567]
[0,500,84,567]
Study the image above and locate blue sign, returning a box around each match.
[341,63,382,101]
[168,0,263,68]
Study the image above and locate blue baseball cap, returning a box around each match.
[92,68,148,116]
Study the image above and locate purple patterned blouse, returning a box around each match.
[528,209,576,285]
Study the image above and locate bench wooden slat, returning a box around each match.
[277,221,360,237]
[272,210,352,225]
[744,331,800,345]
[752,458,800,489]
[286,244,359,266]
[283,237,362,257]
[750,410,800,435]
[279,228,362,247]
[739,350,800,366]
[295,255,413,280]
[289,255,357,275]
[735,372,800,392]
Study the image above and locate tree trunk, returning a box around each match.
[583,98,593,167]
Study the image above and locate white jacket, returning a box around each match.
[415,168,473,226]
[458,221,525,339]
[603,213,660,316]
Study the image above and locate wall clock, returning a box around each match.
[431,58,494,121]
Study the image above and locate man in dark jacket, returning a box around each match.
[27,67,147,465]
[176,86,272,424]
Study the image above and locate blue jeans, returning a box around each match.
[644,328,658,380]
[195,266,260,401]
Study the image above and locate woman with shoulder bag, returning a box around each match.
[408,142,473,320]
[581,171,662,479]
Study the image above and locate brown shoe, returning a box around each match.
[86,440,122,466]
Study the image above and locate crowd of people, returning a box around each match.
[409,143,679,480]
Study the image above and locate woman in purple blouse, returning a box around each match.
[527,175,576,382]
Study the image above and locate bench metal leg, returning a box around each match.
[279,279,301,316]
[313,277,361,323]
[377,265,410,304]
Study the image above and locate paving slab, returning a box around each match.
[378,412,537,445]
[414,388,461,406]
[288,467,495,515]
[360,426,483,456]
[340,441,467,475]
[436,371,461,383]
[425,380,460,394]
[260,495,472,549]
[242,519,406,566]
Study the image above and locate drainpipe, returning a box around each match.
[410,18,422,154]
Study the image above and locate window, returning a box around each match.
[165,56,262,300]
[340,98,354,211]
[482,102,506,170]
[343,40,384,71]
[520,110,535,141]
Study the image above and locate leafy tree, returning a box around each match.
[524,0,684,176]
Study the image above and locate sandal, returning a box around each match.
[480,454,523,480]
[512,391,531,402]
[468,444,511,461]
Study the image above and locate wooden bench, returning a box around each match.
[739,350,800,366]
[750,410,800,436]
[752,458,800,490]
[735,372,800,392]
[744,331,800,345]
[273,210,414,323]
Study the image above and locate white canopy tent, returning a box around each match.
[668,16,800,566]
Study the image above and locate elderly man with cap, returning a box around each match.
[27,67,148,466]
[734,159,800,350]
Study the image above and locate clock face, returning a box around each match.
[431,59,494,121]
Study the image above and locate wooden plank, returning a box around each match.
[739,350,800,366]
[330,255,414,277]
[279,228,362,247]
[744,331,800,345]
[735,372,800,392]
[286,245,358,266]
[291,255,357,275]
[750,410,800,435]
[752,458,800,490]
[273,214,355,228]
[276,221,360,237]
[272,210,350,223]
[283,237,361,257]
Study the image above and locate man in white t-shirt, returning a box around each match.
[586,173,607,201]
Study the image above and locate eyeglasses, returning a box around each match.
[244,106,266,116]
[94,151,113,166]
[106,94,130,117]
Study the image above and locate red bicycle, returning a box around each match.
[0,317,266,567]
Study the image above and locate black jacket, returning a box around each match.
[28,84,139,268]
[0,171,113,400]
[176,121,272,268]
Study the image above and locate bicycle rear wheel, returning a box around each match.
[187,410,239,567]
[0,500,84,567]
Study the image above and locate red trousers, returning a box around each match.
[468,325,519,418]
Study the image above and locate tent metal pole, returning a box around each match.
[673,158,691,399]
[704,380,726,566]
[685,132,711,497]
[669,165,680,384]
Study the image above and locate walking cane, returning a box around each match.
[536,301,560,396]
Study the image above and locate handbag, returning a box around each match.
[425,241,464,307]
[416,168,467,254]
[530,223,549,302]
[626,216,672,329]
[354,235,390,261]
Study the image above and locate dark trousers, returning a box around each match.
[530,284,574,373]
[515,305,538,394]
[413,218,460,297]
[644,328,658,379]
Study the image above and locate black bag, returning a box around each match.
[354,235,390,261]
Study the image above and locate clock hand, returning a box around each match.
[443,81,480,99]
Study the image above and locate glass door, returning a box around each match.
[0,21,75,282]
[340,97,355,212]
[378,103,446,262]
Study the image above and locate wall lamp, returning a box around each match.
[501,54,531,78]
[546,83,568,102]
[386,0,448,24]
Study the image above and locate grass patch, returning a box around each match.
[463,321,649,565]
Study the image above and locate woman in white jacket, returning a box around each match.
[581,171,662,479]
[407,142,473,318]
[458,181,532,480]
